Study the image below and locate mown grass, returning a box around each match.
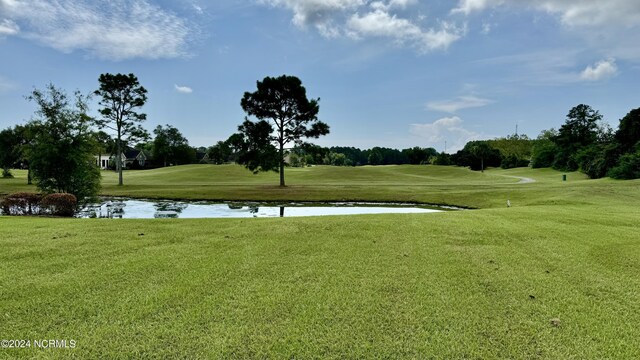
[97,165,638,210]
[0,165,602,209]
[1,165,639,358]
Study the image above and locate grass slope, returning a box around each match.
[1,164,622,208]
[99,165,640,209]
[1,165,639,358]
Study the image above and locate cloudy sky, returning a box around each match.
[1,0,639,152]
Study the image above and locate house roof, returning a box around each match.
[124,149,141,160]
[120,148,152,160]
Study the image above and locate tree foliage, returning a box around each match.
[608,149,640,179]
[432,152,452,165]
[553,104,603,171]
[0,127,20,177]
[26,84,100,201]
[239,75,329,186]
[451,141,501,171]
[94,73,149,185]
[402,146,438,165]
[487,134,534,169]
[229,119,279,174]
[615,108,640,153]
[527,105,640,179]
[207,140,233,165]
[470,142,495,172]
[92,130,114,154]
[153,124,194,166]
[13,124,37,184]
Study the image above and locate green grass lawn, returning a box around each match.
[1,165,639,358]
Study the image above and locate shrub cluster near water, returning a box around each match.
[1,192,77,217]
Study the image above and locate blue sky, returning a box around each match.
[1,0,639,152]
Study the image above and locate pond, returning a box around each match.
[76,199,446,219]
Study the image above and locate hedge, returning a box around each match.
[0,192,44,216]
[1,192,77,217]
[40,193,78,217]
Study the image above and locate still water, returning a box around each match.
[77,199,443,219]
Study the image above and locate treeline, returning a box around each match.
[206,103,640,180]
[1,75,639,205]
[436,104,640,179]
[290,145,438,166]
[205,135,533,169]
[528,104,640,179]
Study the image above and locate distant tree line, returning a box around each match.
[205,140,440,168]
[206,103,640,181]
[442,135,534,172]
[2,75,640,204]
[527,104,640,179]
[205,135,535,170]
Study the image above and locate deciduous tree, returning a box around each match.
[153,124,193,166]
[207,140,232,165]
[26,84,100,200]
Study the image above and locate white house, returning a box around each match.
[95,154,111,170]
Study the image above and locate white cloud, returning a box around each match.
[370,0,417,11]
[452,0,640,28]
[0,19,19,35]
[410,116,483,152]
[426,95,493,113]
[192,3,204,15]
[539,1,640,28]
[473,49,593,85]
[0,0,192,60]
[452,0,502,15]
[174,84,193,94]
[262,0,363,30]
[580,58,618,81]
[347,10,464,52]
[262,0,465,52]
[452,1,640,62]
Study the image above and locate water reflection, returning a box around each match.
[76,199,442,219]
[154,202,187,218]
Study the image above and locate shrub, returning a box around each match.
[432,153,452,165]
[575,144,621,179]
[500,154,530,169]
[40,193,77,217]
[608,151,640,179]
[530,141,557,168]
[0,192,43,215]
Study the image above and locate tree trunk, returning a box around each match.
[27,168,32,185]
[279,140,285,187]
[117,127,123,186]
[278,123,285,187]
[481,157,484,173]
